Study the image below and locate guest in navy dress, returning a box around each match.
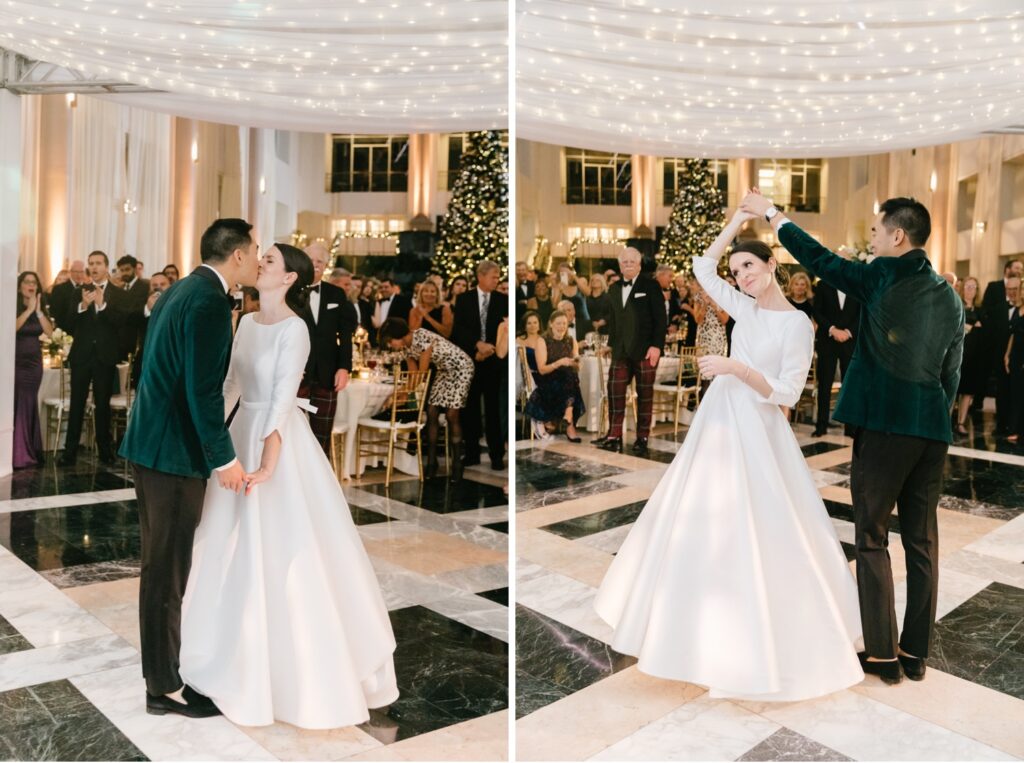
[14,271,54,468]
[525,309,586,442]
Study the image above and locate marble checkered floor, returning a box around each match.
[514,411,1024,761]
[0,456,509,761]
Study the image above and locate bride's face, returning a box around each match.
[256,246,297,292]
[729,252,775,299]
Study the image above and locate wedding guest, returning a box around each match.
[49,259,88,329]
[136,260,145,281]
[299,242,355,458]
[587,274,612,335]
[524,309,585,442]
[242,286,261,315]
[604,268,620,287]
[409,280,453,338]
[381,317,474,482]
[655,265,675,329]
[14,272,53,468]
[955,277,987,435]
[452,260,507,470]
[163,263,180,283]
[526,278,554,330]
[557,299,591,343]
[1005,289,1024,443]
[515,261,534,324]
[118,255,149,310]
[355,280,376,332]
[60,250,130,466]
[372,277,412,327]
[497,278,509,296]
[982,260,1023,433]
[131,271,172,387]
[595,247,666,456]
[811,277,861,437]
[447,275,469,305]
[693,278,729,398]
[552,265,590,323]
[673,278,698,346]
[49,269,70,291]
[787,271,816,323]
[517,311,544,388]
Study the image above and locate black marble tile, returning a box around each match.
[1,501,140,572]
[823,499,901,534]
[483,521,509,534]
[349,505,390,525]
[541,501,646,541]
[364,605,507,741]
[0,680,147,761]
[0,457,132,501]
[0,614,33,657]
[360,477,507,514]
[800,441,846,457]
[954,411,1024,456]
[514,669,569,719]
[932,582,1024,700]
[516,449,626,495]
[736,728,852,761]
[655,427,693,443]
[516,605,635,715]
[634,447,678,464]
[478,587,509,606]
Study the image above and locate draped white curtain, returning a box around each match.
[125,108,172,271]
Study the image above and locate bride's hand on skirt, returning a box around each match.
[243,467,272,496]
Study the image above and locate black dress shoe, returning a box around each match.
[898,653,926,681]
[631,438,649,456]
[489,459,505,471]
[146,692,221,718]
[811,429,827,438]
[591,435,610,446]
[182,684,220,711]
[599,437,623,453]
[858,653,903,685]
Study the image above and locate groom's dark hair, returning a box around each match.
[879,198,931,247]
[201,219,253,264]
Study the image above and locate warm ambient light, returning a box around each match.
[190,139,199,164]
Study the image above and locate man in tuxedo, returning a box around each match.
[595,248,666,457]
[117,255,150,310]
[300,243,355,457]
[982,260,1023,432]
[130,272,171,388]
[453,260,508,470]
[812,280,862,436]
[515,261,535,330]
[351,277,375,333]
[655,265,677,328]
[372,277,412,329]
[59,251,131,466]
[556,299,592,343]
[49,259,88,330]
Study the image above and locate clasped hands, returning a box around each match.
[216,461,273,496]
[475,340,496,362]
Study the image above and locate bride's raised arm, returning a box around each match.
[691,209,758,320]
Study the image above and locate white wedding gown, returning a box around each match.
[594,255,864,702]
[179,314,399,729]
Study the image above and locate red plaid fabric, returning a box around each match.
[606,357,657,439]
[297,382,337,458]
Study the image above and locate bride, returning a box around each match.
[178,243,399,729]
[594,207,864,702]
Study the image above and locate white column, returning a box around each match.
[0,91,24,476]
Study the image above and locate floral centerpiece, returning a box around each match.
[836,242,875,264]
[40,329,73,365]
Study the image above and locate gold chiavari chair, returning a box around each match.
[652,345,702,435]
[355,368,431,487]
[596,351,637,438]
[517,345,538,441]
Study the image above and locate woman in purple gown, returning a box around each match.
[14,272,53,468]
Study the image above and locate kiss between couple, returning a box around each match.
[594,192,964,700]
[120,219,398,728]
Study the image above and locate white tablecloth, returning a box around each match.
[333,378,419,480]
[37,363,130,449]
[576,354,684,432]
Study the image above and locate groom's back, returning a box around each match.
[119,268,235,479]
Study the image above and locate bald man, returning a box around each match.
[49,259,89,329]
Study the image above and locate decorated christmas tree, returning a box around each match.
[657,158,725,274]
[435,131,508,280]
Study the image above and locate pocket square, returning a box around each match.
[326,303,339,310]
[633,292,647,298]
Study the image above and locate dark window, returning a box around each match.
[565,148,631,206]
[328,135,410,193]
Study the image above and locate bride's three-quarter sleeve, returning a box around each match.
[692,255,754,320]
[261,320,312,441]
[222,319,244,419]
[756,316,815,408]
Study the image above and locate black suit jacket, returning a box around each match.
[982,280,1013,350]
[67,282,131,368]
[303,281,355,388]
[49,280,79,329]
[606,274,667,362]
[376,293,412,325]
[812,282,861,347]
[452,288,508,359]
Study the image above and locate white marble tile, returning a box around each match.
[444,506,509,524]
[738,689,1015,761]
[425,593,509,642]
[947,445,1024,467]
[71,665,278,761]
[0,633,138,692]
[964,514,1024,564]
[576,525,632,556]
[0,488,137,514]
[829,517,856,545]
[606,467,667,489]
[369,557,468,608]
[943,548,1024,590]
[589,695,779,761]
[516,571,613,644]
[355,520,423,541]
[646,439,681,455]
[515,559,549,588]
[433,563,509,594]
[0,552,111,646]
[240,722,383,762]
[812,470,850,488]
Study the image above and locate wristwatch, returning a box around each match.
[764,205,780,223]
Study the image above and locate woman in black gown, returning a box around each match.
[956,277,987,436]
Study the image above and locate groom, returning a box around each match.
[741,193,964,685]
[120,219,259,717]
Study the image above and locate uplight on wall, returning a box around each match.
[65,93,76,108]
[929,171,938,192]
[259,175,266,195]
[872,200,880,215]
[976,221,987,233]
[191,139,199,164]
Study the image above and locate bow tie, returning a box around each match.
[310,284,320,294]
[622,279,634,287]
[381,296,392,303]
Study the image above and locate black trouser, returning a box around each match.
[1009,360,1024,438]
[463,356,504,466]
[850,429,946,659]
[132,463,207,696]
[815,341,853,431]
[64,360,116,456]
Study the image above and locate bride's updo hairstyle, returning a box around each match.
[729,240,790,291]
[274,243,315,314]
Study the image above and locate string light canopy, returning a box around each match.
[0,0,507,132]
[518,0,1024,157]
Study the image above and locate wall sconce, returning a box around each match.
[259,175,266,195]
[929,171,938,192]
[975,221,987,233]
[65,93,77,108]
[872,200,880,215]
[191,139,199,164]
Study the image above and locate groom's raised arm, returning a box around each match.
[184,299,236,473]
[775,222,875,303]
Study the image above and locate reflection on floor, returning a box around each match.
[515,411,1024,761]
[0,454,508,762]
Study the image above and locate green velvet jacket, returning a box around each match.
[778,222,964,444]
[118,267,236,477]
